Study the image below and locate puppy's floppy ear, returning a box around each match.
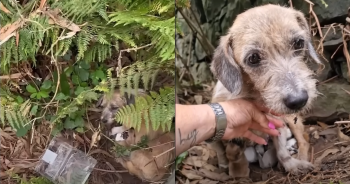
[95,95,104,107]
[294,11,325,73]
[210,35,242,95]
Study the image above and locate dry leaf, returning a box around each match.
[198,169,231,181]
[90,131,100,149]
[338,126,350,141]
[58,31,77,40]
[185,179,190,184]
[202,164,218,171]
[317,121,328,130]
[319,128,338,135]
[202,148,210,161]
[198,179,219,184]
[44,9,81,32]
[15,31,19,46]
[182,164,193,170]
[180,169,203,180]
[190,180,199,184]
[314,148,340,167]
[0,19,24,44]
[183,156,204,167]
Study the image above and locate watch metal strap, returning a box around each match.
[205,103,227,142]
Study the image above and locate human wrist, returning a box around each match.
[205,102,227,142]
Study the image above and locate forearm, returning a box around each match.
[175,104,216,156]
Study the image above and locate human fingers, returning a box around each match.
[242,130,267,145]
[248,122,280,137]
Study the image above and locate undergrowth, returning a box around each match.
[0,0,184,136]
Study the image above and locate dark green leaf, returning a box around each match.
[72,75,80,85]
[75,66,89,82]
[74,86,85,96]
[78,61,90,70]
[55,93,68,101]
[16,124,31,137]
[64,66,74,77]
[30,93,37,99]
[60,73,70,96]
[26,85,37,93]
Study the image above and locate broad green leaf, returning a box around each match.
[55,93,68,101]
[41,80,52,90]
[78,61,90,70]
[16,96,24,103]
[75,66,89,82]
[30,105,38,116]
[26,85,37,93]
[72,75,80,85]
[39,91,49,98]
[60,73,70,96]
[74,86,85,96]
[30,93,37,99]
[95,69,105,79]
[16,124,31,137]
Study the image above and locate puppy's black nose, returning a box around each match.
[283,90,308,110]
[101,119,108,123]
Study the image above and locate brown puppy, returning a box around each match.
[208,4,323,178]
[96,89,175,182]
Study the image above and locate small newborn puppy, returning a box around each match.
[96,89,175,181]
[208,4,323,178]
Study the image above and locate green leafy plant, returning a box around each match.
[1,0,178,155]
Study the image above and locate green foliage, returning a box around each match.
[8,172,53,184]
[0,94,32,137]
[175,151,188,170]
[1,0,176,142]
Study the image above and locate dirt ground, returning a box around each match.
[175,81,350,184]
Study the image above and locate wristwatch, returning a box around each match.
[205,103,227,142]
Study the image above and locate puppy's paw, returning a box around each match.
[282,157,314,175]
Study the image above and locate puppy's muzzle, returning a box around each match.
[283,89,308,110]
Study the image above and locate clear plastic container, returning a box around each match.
[35,136,97,184]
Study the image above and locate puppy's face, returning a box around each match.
[211,5,323,115]
[96,91,132,124]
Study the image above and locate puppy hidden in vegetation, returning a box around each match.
[96,89,175,182]
[208,4,324,178]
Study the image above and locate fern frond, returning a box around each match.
[116,87,175,132]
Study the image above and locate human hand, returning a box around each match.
[218,99,284,145]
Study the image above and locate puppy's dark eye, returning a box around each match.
[293,39,304,50]
[110,106,119,110]
[248,53,261,66]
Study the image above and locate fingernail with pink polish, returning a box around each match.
[268,122,275,129]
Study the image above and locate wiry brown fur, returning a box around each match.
[208,4,323,178]
[97,90,175,182]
